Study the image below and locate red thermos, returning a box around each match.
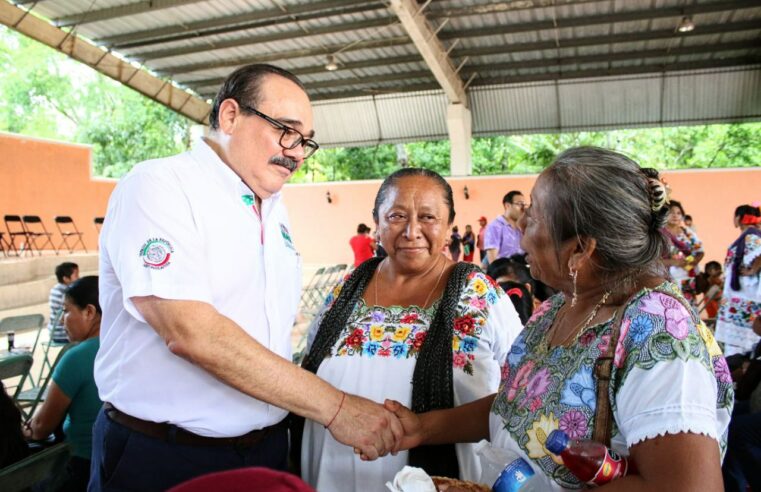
[545,429,636,486]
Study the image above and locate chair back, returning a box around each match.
[0,353,33,400]
[0,442,71,492]
[20,216,56,254]
[17,342,75,420]
[3,216,28,256]
[0,314,45,335]
[54,216,87,253]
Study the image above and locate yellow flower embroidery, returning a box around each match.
[370,325,385,341]
[452,336,460,351]
[393,326,411,342]
[697,321,722,358]
[525,413,563,465]
[332,284,343,297]
[473,279,487,296]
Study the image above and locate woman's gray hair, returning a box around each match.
[541,146,669,282]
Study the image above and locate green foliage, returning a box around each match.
[0,27,190,178]
[2,27,758,183]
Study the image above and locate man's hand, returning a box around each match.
[327,394,404,460]
[384,399,424,451]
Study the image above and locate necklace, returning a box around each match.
[537,290,612,357]
[374,258,447,308]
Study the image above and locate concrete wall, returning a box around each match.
[1,131,759,269]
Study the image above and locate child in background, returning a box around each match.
[487,258,533,325]
[696,261,724,320]
[48,262,79,343]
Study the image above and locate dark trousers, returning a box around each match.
[88,407,288,492]
[723,401,761,492]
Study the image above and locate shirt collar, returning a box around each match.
[190,137,282,206]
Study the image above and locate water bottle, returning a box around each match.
[7,331,14,351]
[475,440,545,492]
[545,430,636,486]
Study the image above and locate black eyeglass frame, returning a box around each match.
[239,103,319,159]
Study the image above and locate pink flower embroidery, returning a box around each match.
[527,300,553,325]
[714,357,732,384]
[469,297,487,309]
[579,331,596,347]
[507,361,535,402]
[500,362,510,382]
[640,293,691,340]
[529,398,542,412]
[597,333,611,353]
[525,367,552,401]
[614,319,631,368]
[453,352,467,368]
[559,410,588,439]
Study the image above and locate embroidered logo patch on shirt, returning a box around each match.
[280,224,296,251]
[241,194,255,206]
[139,238,174,269]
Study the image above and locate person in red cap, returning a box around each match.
[476,216,488,266]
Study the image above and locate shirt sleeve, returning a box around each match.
[102,167,212,322]
[52,346,83,400]
[483,220,501,251]
[744,234,761,265]
[612,291,730,449]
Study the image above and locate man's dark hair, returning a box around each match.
[705,260,722,273]
[55,262,78,283]
[502,191,523,205]
[357,223,370,234]
[208,64,307,130]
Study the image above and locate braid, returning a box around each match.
[302,257,383,374]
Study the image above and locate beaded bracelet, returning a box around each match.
[325,391,346,429]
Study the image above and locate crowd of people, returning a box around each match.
[2,63,759,492]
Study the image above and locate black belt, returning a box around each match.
[104,402,285,447]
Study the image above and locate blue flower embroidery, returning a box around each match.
[363,341,380,356]
[508,337,527,366]
[462,337,478,353]
[560,366,596,410]
[371,310,385,323]
[487,291,498,305]
[629,315,654,344]
[392,343,408,358]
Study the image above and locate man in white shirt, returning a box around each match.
[90,64,403,491]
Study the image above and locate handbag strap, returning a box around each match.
[592,291,639,446]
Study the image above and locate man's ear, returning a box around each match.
[567,237,598,272]
[217,99,242,134]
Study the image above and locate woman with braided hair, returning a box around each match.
[297,168,523,490]
[715,204,761,356]
[381,148,732,491]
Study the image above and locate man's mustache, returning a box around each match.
[270,156,298,172]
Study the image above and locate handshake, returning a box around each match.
[324,393,422,461]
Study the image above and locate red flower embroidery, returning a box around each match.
[579,331,596,347]
[378,348,391,357]
[345,328,364,349]
[454,315,476,336]
[400,313,419,324]
[412,331,427,350]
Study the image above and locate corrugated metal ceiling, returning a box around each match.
[5,0,761,146]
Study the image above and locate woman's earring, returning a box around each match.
[570,269,578,307]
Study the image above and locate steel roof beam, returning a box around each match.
[158,36,410,75]
[0,1,210,124]
[305,57,761,101]
[387,0,467,105]
[297,40,759,91]
[54,0,206,28]
[131,16,399,61]
[97,0,383,47]
[438,0,759,41]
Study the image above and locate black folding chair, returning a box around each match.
[54,216,86,253]
[0,232,10,257]
[3,215,29,256]
[0,442,71,492]
[21,216,57,255]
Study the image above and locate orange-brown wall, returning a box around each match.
[0,132,114,252]
[1,131,758,268]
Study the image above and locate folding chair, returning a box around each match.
[54,216,87,253]
[16,342,75,420]
[0,232,10,257]
[21,216,57,256]
[298,266,326,316]
[3,215,28,256]
[0,442,71,492]
[93,216,104,232]
[0,353,33,401]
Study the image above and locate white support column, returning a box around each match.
[447,103,472,177]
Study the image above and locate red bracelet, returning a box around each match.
[325,391,346,429]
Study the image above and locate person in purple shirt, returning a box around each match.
[484,190,527,263]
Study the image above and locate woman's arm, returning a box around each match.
[23,382,70,440]
[598,432,722,491]
[384,394,494,451]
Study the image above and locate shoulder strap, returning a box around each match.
[592,291,638,446]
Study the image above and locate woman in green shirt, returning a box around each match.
[25,276,102,491]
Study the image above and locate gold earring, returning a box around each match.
[570,269,578,307]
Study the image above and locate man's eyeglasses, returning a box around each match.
[512,201,528,209]
[239,103,319,159]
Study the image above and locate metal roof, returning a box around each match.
[3,0,760,146]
